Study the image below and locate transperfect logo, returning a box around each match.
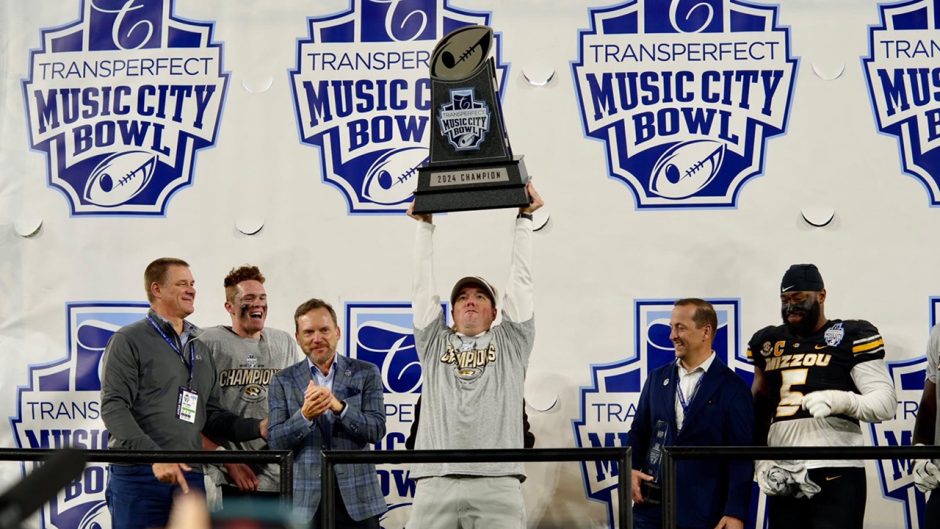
[10,302,148,529]
[22,0,228,216]
[864,0,940,206]
[573,299,753,528]
[868,298,938,529]
[572,0,796,208]
[289,0,507,213]
[346,302,436,529]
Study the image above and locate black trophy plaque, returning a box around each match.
[640,419,668,505]
[412,25,529,214]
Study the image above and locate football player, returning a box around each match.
[747,264,895,529]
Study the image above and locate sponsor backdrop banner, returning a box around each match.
[3,0,940,528]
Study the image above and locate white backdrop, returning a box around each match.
[1,1,937,528]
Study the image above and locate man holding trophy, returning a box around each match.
[405,178,541,529]
[404,24,541,528]
[628,299,754,529]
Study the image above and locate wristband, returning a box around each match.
[517,212,533,220]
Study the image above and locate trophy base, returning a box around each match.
[412,156,529,214]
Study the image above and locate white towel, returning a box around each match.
[755,460,822,499]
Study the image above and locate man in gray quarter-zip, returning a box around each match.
[405,181,543,529]
[101,257,268,529]
[199,265,303,507]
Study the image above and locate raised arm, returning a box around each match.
[407,204,442,331]
[502,181,543,323]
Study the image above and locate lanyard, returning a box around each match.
[148,316,196,384]
[675,366,705,416]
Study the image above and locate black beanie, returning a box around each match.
[781,264,824,293]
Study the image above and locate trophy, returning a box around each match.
[412,25,530,214]
[641,420,669,505]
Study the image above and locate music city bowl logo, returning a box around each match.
[23,0,228,216]
[290,0,507,214]
[346,302,440,528]
[573,299,754,528]
[439,89,490,151]
[572,0,797,208]
[864,0,940,206]
[10,302,148,529]
[868,298,939,529]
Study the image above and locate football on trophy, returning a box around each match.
[430,25,492,80]
[649,140,725,199]
[83,151,157,207]
[361,146,429,205]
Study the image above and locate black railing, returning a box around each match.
[0,449,294,500]
[320,447,631,529]
[662,445,940,529]
[2,445,933,528]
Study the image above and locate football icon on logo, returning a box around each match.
[83,151,157,207]
[362,147,429,205]
[649,140,725,199]
[430,25,492,81]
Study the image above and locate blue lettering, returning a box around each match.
[927,108,940,142]
[64,466,107,501]
[587,432,629,482]
[303,80,333,127]
[878,69,910,116]
[634,111,655,144]
[883,430,914,480]
[376,469,416,498]
[34,89,60,134]
[586,73,615,121]
[414,78,431,111]
[395,115,428,142]
[24,429,109,449]
[760,70,784,116]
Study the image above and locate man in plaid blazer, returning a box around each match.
[268,298,386,528]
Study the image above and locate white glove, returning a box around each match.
[913,457,940,493]
[801,390,854,419]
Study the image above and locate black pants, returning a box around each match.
[926,490,940,529]
[311,481,380,529]
[768,467,866,529]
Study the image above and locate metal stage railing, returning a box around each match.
[2,444,936,528]
[320,447,632,529]
[0,448,294,500]
[662,445,940,529]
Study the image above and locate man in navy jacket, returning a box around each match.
[628,298,754,529]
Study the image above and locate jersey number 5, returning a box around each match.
[776,368,808,417]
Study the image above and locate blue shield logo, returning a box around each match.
[864,0,940,206]
[22,0,229,216]
[572,0,797,208]
[10,302,148,529]
[289,0,507,213]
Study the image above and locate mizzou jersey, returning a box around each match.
[746,319,885,468]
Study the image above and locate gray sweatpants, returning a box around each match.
[408,476,525,529]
